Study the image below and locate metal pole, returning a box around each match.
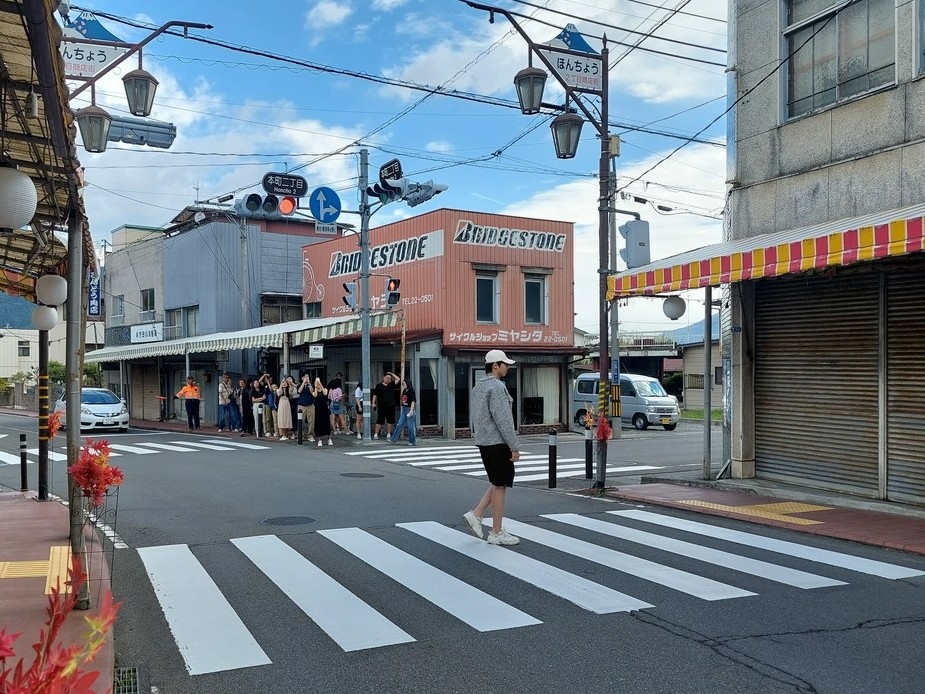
[703,285,713,480]
[584,424,593,479]
[20,433,27,492]
[548,429,557,488]
[359,149,372,442]
[37,329,49,500]
[608,158,621,441]
[595,41,611,489]
[240,215,250,373]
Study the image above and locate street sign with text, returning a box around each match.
[538,47,603,93]
[262,172,308,197]
[378,158,403,183]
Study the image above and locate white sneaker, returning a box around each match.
[218,429,223,432]
[462,511,484,539]
[317,440,323,447]
[279,436,287,441]
[486,529,520,546]
[373,434,379,440]
[357,433,362,440]
[265,433,273,438]
[327,439,334,446]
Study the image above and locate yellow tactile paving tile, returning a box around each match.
[45,545,72,595]
[0,560,49,579]
[677,499,832,526]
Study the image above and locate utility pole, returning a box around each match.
[359,150,372,440]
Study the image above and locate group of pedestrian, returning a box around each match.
[370,371,417,446]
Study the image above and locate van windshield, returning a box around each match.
[633,380,668,397]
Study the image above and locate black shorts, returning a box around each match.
[376,406,395,425]
[478,444,515,487]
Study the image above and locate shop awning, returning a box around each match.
[85,312,399,363]
[608,203,925,299]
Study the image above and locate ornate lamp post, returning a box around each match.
[467,2,617,486]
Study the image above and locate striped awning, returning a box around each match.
[608,203,925,299]
[85,312,399,363]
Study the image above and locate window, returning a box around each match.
[714,366,723,385]
[305,301,322,318]
[686,373,705,389]
[18,341,29,357]
[184,306,199,338]
[475,273,498,323]
[785,0,894,118]
[113,294,124,316]
[261,296,302,325]
[524,275,546,324]
[140,288,155,321]
[165,306,199,339]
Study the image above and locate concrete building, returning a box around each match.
[609,0,925,506]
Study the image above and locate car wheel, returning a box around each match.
[119,427,129,433]
[576,410,587,427]
[663,423,677,431]
[632,413,648,430]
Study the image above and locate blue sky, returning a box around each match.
[65,0,728,334]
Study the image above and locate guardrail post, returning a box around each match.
[584,425,593,480]
[20,433,28,492]
[548,428,557,489]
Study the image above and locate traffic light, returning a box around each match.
[366,177,410,204]
[404,180,448,207]
[385,277,401,306]
[234,193,298,219]
[618,219,651,269]
[342,282,358,310]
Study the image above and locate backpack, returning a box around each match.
[330,387,343,403]
[266,389,277,410]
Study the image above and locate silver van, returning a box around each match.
[572,372,679,431]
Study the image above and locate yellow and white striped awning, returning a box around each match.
[86,312,399,363]
[608,203,925,299]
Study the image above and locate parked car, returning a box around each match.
[572,372,680,431]
[54,388,129,432]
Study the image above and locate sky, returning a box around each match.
[63,0,728,336]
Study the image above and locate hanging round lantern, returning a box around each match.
[31,305,59,331]
[0,167,38,230]
[663,295,686,320]
[36,274,68,306]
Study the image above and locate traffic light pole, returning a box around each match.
[359,149,373,440]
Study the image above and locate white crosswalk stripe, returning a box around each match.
[0,438,271,464]
[136,512,922,676]
[170,440,237,451]
[133,442,201,452]
[343,444,656,481]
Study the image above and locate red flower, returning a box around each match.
[67,439,124,509]
[48,411,63,440]
[0,629,20,660]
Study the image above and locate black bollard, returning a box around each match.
[584,425,593,480]
[20,433,27,492]
[256,404,264,438]
[297,411,303,445]
[548,428,557,489]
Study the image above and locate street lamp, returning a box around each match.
[467,1,616,487]
[66,20,211,152]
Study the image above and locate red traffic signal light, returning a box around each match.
[278,195,297,216]
[385,278,401,306]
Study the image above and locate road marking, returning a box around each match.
[611,510,925,580]
[170,441,236,451]
[232,534,415,652]
[108,443,158,455]
[344,446,478,458]
[511,465,664,483]
[201,439,271,450]
[25,448,68,461]
[675,499,830,525]
[545,514,845,589]
[138,544,271,675]
[133,442,200,453]
[398,521,653,614]
[320,527,541,632]
[499,519,755,601]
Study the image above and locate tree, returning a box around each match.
[83,362,102,387]
[48,359,67,385]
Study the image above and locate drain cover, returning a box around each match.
[340,472,385,478]
[259,516,316,526]
[113,667,141,694]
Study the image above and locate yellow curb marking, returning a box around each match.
[677,500,833,525]
[0,546,73,594]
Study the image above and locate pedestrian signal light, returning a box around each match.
[385,278,401,306]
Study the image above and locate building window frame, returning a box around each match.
[475,272,499,324]
[18,340,30,357]
[783,0,895,120]
[524,275,547,325]
[140,288,156,322]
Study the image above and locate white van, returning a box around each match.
[572,372,679,431]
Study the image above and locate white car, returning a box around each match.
[54,388,129,432]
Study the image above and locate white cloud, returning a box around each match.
[425,140,452,153]
[305,1,354,45]
[372,0,408,9]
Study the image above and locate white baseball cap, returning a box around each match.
[485,349,515,365]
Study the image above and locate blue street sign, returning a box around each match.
[308,186,341,224]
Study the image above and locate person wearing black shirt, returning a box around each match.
[371,371,399,440]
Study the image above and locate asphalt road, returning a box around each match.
[2,415,923,694]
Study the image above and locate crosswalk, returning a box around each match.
[344,444,663,481]
[135,510,923,676]
[0,438,270,465]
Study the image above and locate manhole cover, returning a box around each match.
[340,472,385,478]
[259,516,317,526]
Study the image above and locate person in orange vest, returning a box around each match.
[176,376,202,431]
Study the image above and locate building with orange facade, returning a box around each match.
[301,208,581,438]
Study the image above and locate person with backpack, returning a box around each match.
[327,373,347,434]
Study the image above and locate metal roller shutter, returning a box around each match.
[886,271,925,504]
[130,364,161,421]
[754,274,879,495]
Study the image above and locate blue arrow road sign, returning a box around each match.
[309,186,341,224]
